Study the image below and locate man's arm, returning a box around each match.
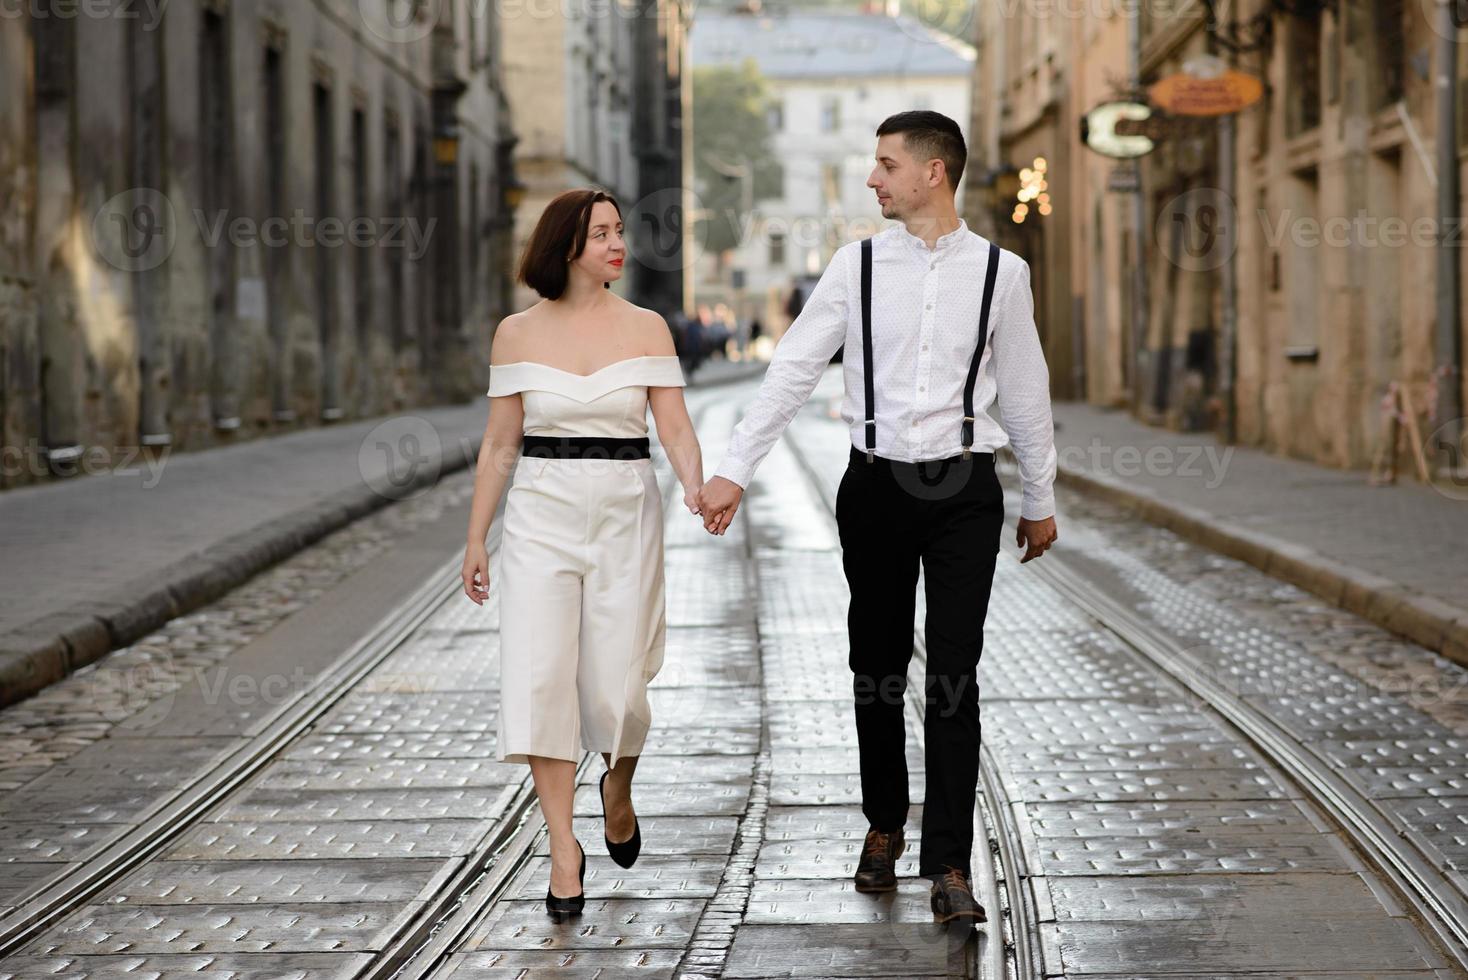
[712,245,852,489]
[991,257,1058,527]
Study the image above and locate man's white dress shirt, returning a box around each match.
[712,218,1058,521]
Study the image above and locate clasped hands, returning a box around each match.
[687,477,1057,560]
[684,476,742,536]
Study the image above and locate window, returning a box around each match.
[821,162,842,207]
[413,128,431,354]
[201,9,233,416]
[351,107,369,343]
[469,160,481,311]
[769,231,785,266]
[314,83,335,377]
[200,11,230,214]
[820,96,840,133]
[263,46,288,401]
[767,100,784,133]
[1372,0,1406,109]
[384,114,405,352]
[1287,9,1322,135]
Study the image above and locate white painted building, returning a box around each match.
[690,8,974,339]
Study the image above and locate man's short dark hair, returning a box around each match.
[517,187,621,300]
[875,110,967,194]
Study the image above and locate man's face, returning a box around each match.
[866,132,940,219]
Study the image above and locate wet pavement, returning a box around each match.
[1,366,1465,977]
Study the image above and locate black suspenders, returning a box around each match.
[964,241,1003,458]
[859,236,1002,463]
[861,236,876,461]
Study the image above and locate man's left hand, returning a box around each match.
[1016,516,1057,563]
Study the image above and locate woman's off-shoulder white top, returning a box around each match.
[485,354,687,439]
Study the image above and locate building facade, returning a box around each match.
[0,0,519,490]
[500,0,687,318]
[968,0,1467,470]
[964,0,1079,400]
[690,7,973,339]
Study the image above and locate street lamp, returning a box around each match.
[503,175,527,211]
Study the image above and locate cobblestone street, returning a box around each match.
[1,368,1466,978]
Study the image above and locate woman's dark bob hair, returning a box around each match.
[516,187,622,300]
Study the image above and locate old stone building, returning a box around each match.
[1226,0,1461,469]
[967,0,1467,472]
[500,0,687,318]
[0,1,518,490]
[964,0,1078,400]
[690,5,974,339]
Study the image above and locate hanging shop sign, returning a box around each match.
[1147,68,1262,116]
[1080,101,1155,159]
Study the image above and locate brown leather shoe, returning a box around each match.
[853,828,905,893]
[928,866,986,923]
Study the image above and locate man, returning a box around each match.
[697,110,1058,923]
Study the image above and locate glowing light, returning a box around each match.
[1011,155,1051,219]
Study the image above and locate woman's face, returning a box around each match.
[570,200,625,285]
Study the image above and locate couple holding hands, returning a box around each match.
[462,110,1058,924]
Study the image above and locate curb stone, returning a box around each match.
[1053,463,1468,666]
[0,362,768,710]
[0,437,475,709]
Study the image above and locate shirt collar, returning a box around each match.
[894,217,968,253]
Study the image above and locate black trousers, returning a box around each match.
[835,444,1004,878]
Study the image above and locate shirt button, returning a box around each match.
[921,344,929,351]
[925,303,933,310]
[918,386,926,392]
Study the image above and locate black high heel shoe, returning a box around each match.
[599,771,642,868]
[544,839,586,920]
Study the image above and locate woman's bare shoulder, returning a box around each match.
[620,301,677,356]
[490,311,531,365]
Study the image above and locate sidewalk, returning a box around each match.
[1049,402,1468,663]
[0,357,768,708]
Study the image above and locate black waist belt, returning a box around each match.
[848,445,993,470]
[521,435,651,459]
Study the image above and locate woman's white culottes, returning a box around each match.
[495,455,667,767]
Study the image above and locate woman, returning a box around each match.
[461,188,705,920]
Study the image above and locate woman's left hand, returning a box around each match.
[684,484,703,516]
